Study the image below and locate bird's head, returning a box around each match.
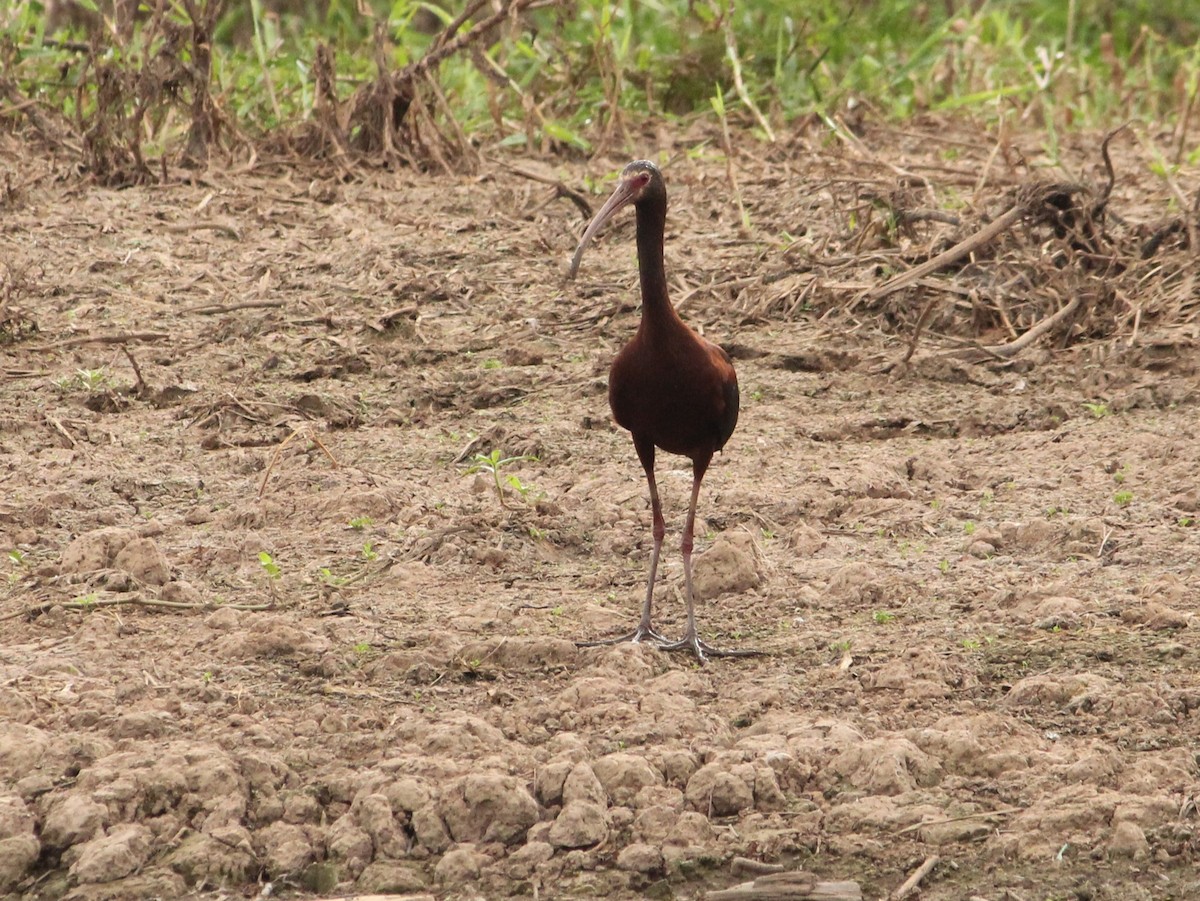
[613,159,663,205]
[567,160,665,280]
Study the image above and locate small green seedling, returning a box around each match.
[872,611,896,625]
[258,551,282,580]
[77,369,109,391]
[319,567,346,587]
[361,541,378,561]
[1082,401,1110,418]
[938,558,951,574]
[467,449,539,507]
[1113,490,1133,507]
[348,516,373,531]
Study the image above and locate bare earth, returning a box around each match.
[1,121,1198,901]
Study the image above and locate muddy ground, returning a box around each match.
[1,120,1198,901]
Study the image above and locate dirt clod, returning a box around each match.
[617,841,665,874]
[356,859,428,893]
[69,823,152,885]
[563,761,608,806]
[438,773,539,846]
[433,844,489,885]
[0,796,38,892]
[41,795,108,852]
[548,800,608,848]
[1108,821,1151,860]
[693,532,762,600]
[592,754,662,806]
[685,763,755,816]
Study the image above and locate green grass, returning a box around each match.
[2,0,1198,169]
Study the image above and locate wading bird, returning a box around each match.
[568,160,757,662]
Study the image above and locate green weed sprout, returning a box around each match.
[467,449,539,507]
[258,551,282,580]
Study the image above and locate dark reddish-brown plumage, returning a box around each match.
[568,160,756,662]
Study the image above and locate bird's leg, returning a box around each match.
[577,435,673,648]
[658,455,761,663]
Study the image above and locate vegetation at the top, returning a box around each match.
[1,0,1198,176]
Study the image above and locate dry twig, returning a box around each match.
[954,294,1083,362]
[163,221,242,240]
[502,162,592,219]
[730,858,786,877]
[896,806,1023,836]
[258,426,341,499]
[889,855,939,901]
[181,300,285,315]
[865,204,1024,302]
[1,594,273,621]
[28,332,169,352]
[706,870,862,900]
[121,345,146,394]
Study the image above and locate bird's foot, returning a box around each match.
[576,623,672,648]
[657,632,763,664]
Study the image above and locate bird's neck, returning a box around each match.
[635,200,680,332]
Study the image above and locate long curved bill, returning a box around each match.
[566,177,639,280]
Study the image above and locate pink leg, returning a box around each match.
[577,435,672,647]
[658,455,760,663]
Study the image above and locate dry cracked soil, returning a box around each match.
[1,121,1199,901]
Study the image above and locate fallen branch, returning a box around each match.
[706,871,862,901]
[258,425,341,499]
[45,414,78,448]
[952,294,1082,362]
[502,162,592,219]
[877,295,1083,373]
[864,203,1024,302]
[896,806,1023,835]
[28,332,170,352]
[730,858,786,877]
[163,221,242,240]
[1,594,274,621]
[121,345,146,395]
[181,300,285,315]
[889,855,939,901]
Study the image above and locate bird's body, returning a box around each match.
[609,308,738,460]
[567,160,755,662]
